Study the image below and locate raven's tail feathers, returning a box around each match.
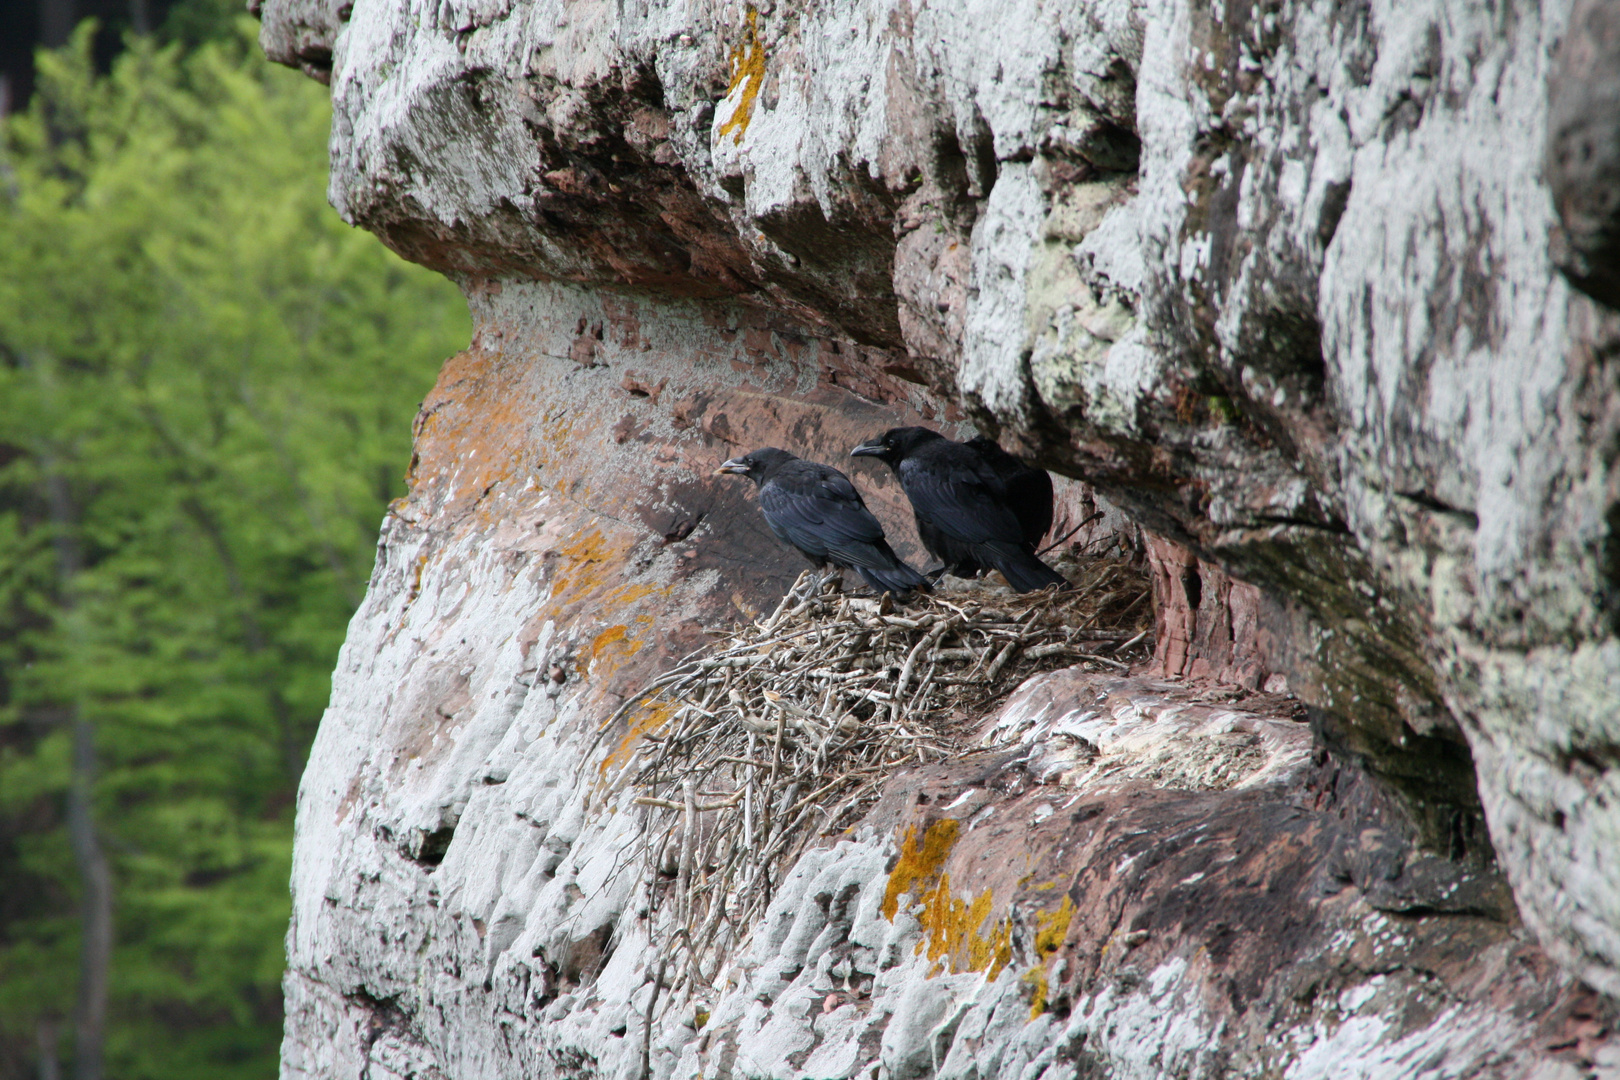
[985,543,1069,593]
[846,543,931,595]
[858,562,932,595]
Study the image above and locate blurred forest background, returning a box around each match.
[0,0,470,1074]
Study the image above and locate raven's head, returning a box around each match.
[715,447,796,485]
[850,426,943,466]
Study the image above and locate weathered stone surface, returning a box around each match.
[259,0,1620,1071]
[252,0,343,82]
[278,283,1155,1078]
[1548,0,1620,309]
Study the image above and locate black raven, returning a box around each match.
[715,448,929,595]
[850,427,1067,593]
[965,435,1055,552]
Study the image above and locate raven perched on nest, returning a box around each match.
[716,448,929,595]
[851,427,1067,593]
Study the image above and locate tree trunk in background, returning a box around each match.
[36,1021,60,1080]
[66,712,110,1080]
[43,461,110,1080]
[37,0,78,47]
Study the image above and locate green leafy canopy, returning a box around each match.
[0,23,468,1078]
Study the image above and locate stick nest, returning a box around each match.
[609,553,1152,995]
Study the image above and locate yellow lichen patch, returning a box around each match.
[912,875,1014,981]
[580,624,631,673]
[598,701,676,778]
[1033,895,1075,958]
[548,528,627,604]
[408,553,430,602]
[717,8,766,145]
[1023,965,1049,1020]
[408,348,531,524]
[614,583,658,608]
[970,904,1014,975]
[1021,896,1075,1021]
[882,820,1014,980]
[882,819,961,919]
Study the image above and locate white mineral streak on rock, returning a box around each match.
[986,670,1315,792]
[283,512,660,1078]
[963,163,1044,421]
[1283,994,1583,1080]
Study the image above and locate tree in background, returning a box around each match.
[0,23,468,1079]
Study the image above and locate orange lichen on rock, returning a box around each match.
[882,819,960,919]
[589,624,627,655]
[913,876,1014,980]
[598,701,676,778]
[1023,896,1075,1020]
[717,8,766,145]
[578,617,659,684]
[547,530,667,638]
[1034,895,1075,958]
[881,819,1014,980]
[408,348,531,523]
[580,624,634,676]
[548,528,628,604]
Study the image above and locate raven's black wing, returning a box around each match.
[759,467,884,555]
[966,437,1054,548]
[901,445,1065,593]
[897,448,1025,547]
[1006,467,1055,549]
[759,465,927,592]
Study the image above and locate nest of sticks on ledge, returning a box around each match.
[610,552,1152,996]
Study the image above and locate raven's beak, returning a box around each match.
[849,439,885,459]
[714,457,750,475]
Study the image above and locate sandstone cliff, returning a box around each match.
[257,0,1620,1074]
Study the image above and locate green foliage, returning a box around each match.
[0,24,468,1078]
[160,0,257,52]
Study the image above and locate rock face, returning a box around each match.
[1547,0,1620,309]
[259,0,1620,1074]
